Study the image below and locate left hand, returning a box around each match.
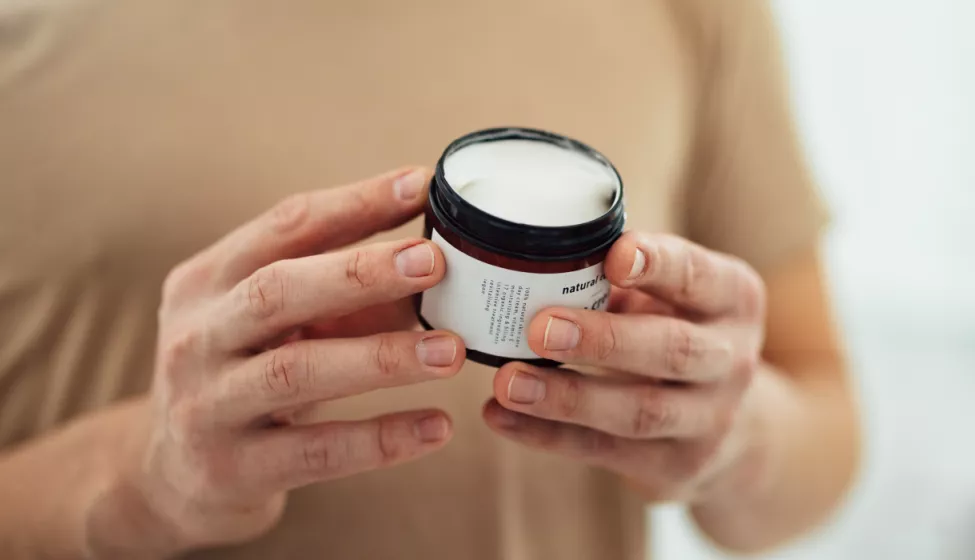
[483,231,768,503]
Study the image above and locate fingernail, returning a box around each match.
[543,317,580,351]
[395,244,435,277]
[628,247,648,281]
[416,336,457,367]
[414,415,448,442]
[394,169,425,201]
[507,371,546,404]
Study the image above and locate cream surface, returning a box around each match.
[443,139,619,227]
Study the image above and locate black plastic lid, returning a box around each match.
[429,127,626,262]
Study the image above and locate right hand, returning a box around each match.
[129,168,465,554]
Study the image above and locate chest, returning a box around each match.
[0,0,696,288]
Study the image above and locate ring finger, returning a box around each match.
[210,238,444,351]
[482,400,701,494]
[235,409,453,496]
[492,363,725,440]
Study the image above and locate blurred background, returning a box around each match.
[653,1,975,559]
[1,1,971,558]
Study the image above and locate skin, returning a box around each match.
[0,166,858,557]
[483,233,859,553]
[0,167,469,558]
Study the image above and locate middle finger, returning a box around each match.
[527,309,735,382]
[208,330,466,425]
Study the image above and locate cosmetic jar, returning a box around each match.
[416,127,625,367]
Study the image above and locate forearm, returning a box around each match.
[0,397,177,559]
[690,360,860,552]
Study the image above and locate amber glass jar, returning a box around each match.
[415,127,625,367]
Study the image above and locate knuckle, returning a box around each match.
[372,334,404,378]
[656,235,683,273]
[158,329,205,378]
[735,353,758,379]
[375,418,403,465]
[712,341,736,378]
[591,318,620,362]
[269,193,310,233]
[194,450,238,493]
[737,263,767,318]
[161,260,208,308]
[247,265,288,320]
[348,187,376,219]
[555,375,582,419]
[664,322,702,378]
[161,263,190,305]
[731,353,758,389]
[345,250,379,289]
[263,346,310,400]
[301,440,330,472]
[316,431,354,474]
[169,397,210,436]
[631,392,679,437]
[679,247,717,304]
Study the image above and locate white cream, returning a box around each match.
[443,139,619,227]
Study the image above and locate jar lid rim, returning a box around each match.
[430,127,626,261]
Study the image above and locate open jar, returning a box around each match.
[415,127,625,367]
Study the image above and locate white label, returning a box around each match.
[420,229,611,359]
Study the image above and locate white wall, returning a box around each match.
[653,1,975,558]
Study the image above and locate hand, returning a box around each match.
[120,168,466,555]
[483,231,767,503]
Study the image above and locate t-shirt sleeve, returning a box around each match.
[679,0,830,273]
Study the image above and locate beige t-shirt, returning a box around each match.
[0,0,827,558]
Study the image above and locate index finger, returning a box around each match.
[209,238,444,351]
[604,232,765,318]
[207,167,433,288]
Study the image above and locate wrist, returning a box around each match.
[687,362,839,553]
[79,399,183,559]
[83,478,183,559]
[689,366,783,520]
